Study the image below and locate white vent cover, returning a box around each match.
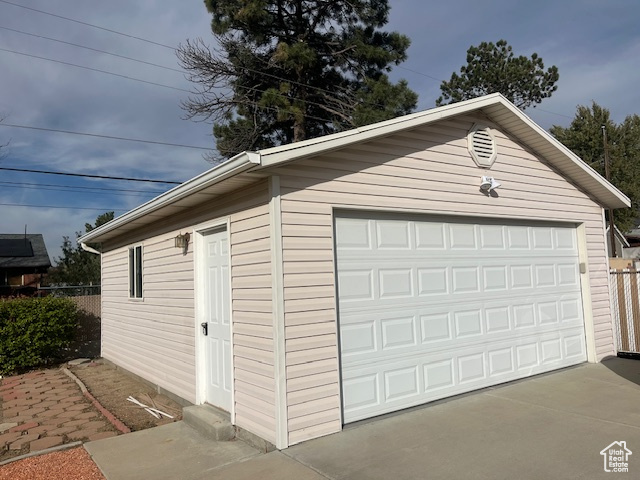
[467,124,497,168]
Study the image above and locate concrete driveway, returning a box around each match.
[88,357,640,479]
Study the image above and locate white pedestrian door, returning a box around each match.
[203,229,232,411]
[335,214,587,423]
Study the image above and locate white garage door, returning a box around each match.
[336,214,587,423]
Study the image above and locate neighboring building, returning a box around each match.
[0,234,51,295]
[79,94,630,449]
[605,224,630,257]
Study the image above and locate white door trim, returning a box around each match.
[194,219,235,423]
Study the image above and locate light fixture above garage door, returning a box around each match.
[468,124,497,168]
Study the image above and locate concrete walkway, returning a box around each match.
[84,358,640,479]
[0,369,117,456]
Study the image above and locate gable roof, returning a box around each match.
[79,93,630,245]
[0,234,51,269]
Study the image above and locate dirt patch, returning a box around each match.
[69,360,183,432]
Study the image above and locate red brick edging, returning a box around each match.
[61,368,131,434]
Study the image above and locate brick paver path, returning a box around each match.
[0,369,117,456]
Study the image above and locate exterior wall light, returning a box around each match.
[480,176,501,193]
[175,232,190,254]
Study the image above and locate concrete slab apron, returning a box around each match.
[285,362,640,480]
[85,422,261,480]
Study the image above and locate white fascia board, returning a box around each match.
[78,151,261,244]
[494,99,630,209]
[258,94,502,167]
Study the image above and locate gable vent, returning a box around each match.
[467,124,497,168]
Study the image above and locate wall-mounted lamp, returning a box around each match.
[175,232,190,254]
[480,176,501,193]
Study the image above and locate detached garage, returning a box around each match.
[79,93,629,450]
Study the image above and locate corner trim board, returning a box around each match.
[577,222,597,363]
[269,175,289,449]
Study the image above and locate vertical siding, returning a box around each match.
[101,180,275,421]
[274,113,613,445]
[230,204,276,443]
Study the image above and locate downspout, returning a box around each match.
[80,242,101,255]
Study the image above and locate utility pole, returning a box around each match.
[603,125,616,257]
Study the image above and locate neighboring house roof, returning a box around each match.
[0,234,52,269]
[605,225,631,248]
[79,93,631,245]
[626,226,640,238]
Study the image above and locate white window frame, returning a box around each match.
[128,244,143,299]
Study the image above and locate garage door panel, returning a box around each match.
[338,291,584,319]
[336,215,587,423]
[342,328,587,422]
[341,320,586,370]
[338,249,579,261]
[337,259,581,306]
[340,296,585,362]
[337,219,579,256]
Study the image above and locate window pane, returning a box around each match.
[135,246,143,298]
[129,248,135,297]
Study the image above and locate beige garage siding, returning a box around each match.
[275,113,613,445]
[101,232,197,401]
[230,203,276,443]
[101,180,273,408]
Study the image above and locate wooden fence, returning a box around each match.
[610,269,640,354]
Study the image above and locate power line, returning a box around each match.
[0,123,213,151]
[0,182,161,197]
[0,2,443,124]
[0,167,181,184]
[0,25,184,73]
[0,47,190,93]
[393,65,573,120]
[0,0,575,129]
[0,202,127,212]
[0,46,355,128]
[0,0,175,50]
[0,180,165,194]
[396,65,444,82]
[534,108,573,120]
[0,41,385,119]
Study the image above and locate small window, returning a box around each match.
[129,245,143,298]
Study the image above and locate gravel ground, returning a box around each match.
[0,447,105,480]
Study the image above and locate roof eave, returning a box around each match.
[258,94,504,167]
[483,99,630,209]
[78,151,261,244]
[79,94,630,245]
[257,93,630,210]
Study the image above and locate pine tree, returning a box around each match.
[551,103,638,231]
[178,0,417,160]
[437,40,559,110]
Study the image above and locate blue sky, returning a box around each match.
[1,0,639,262]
